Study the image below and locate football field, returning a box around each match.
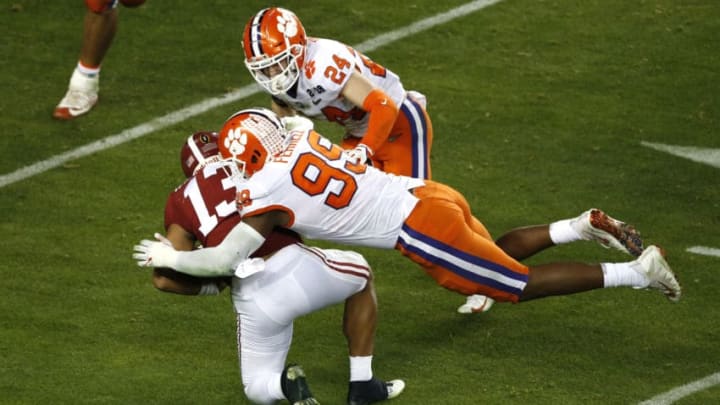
[2,1,719,404]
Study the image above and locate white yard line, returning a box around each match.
[639,141,720,404]
[641,141,720,259]
[0,0,503,189]
[641,141,720,169]
[638,372,720,405]
[686,246,720,258]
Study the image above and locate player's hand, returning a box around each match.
[281,115,314,132]
[133,233,178,268]
[344,144,373,165]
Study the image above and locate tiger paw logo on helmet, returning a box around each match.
[223,127,249,156]
[276,10,299,38]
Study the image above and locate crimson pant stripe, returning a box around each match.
[296,244,370,280]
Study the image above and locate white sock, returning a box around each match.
[549,219,582,245]
[76,61,100,78]
[601,262,649,288]
[349,355,373,382]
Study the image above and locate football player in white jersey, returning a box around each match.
[241,7,432,180]
[147,131,404,405]
[134,109,681,327]
[241,6,497,315]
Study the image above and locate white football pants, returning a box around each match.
[232,243,371,404]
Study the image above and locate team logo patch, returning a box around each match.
[236,189,252,209]
[276,10,299,38]
[224,127,249,156]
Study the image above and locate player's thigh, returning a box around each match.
[248,244,370,324]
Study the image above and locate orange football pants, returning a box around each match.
[395,181,529,302]
[342,95,433,179]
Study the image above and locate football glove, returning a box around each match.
[281,115,314,132]
[133,233,177,268]
[344,144,373,166]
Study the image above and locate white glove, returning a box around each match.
[281,115,314,132]
[344,144,373,165]
[133,232,178,268]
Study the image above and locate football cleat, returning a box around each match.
[631,245,681,302]
[53,70,99,120]
[347,377,405,405]
[281,364,320,405]
[571,208,644,257]
[457,294,495,314]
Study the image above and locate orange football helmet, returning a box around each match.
[218,108,287,178]
[180,131,221,178]
[242,7,307,95]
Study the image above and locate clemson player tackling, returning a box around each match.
[134,109,681,322]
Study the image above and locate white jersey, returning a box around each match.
[274,37,407,139]
[234,128,424,248]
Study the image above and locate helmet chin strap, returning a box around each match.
[227,158,249,182]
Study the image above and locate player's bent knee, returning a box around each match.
[243,379,276,405]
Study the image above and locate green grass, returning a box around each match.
[1,0,719,404]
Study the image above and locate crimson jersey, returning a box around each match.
[164,162,300,256]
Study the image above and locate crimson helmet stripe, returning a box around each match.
[247,8,269,58]
[186,134,205,165]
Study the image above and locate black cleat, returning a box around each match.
[347,377,405,405]
[281,364,320,405]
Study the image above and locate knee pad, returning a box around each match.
[84,0,118,14]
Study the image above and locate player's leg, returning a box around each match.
[400,182,681,303]
[495,208,645,262]
[234,302,296,404]
[234,244,364,404]
[290,246,404,404]
[238,244,402,403]
[399,182,530,302]
[371,94,433,179]
[433,183,500,314]
[343,277,405,405]
[494,224,555,261]
[465,209,646,311]
[54,1,118,120]
[520,245,680,302]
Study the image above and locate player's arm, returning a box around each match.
[151,224,229,295]
[341,70,399,155]
[134,212,287,277]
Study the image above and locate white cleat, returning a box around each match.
[53,69,99,120]
[571,208,644,257]
[457,294,495,314]
[631,245,682,302]
[386,379,405,400]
